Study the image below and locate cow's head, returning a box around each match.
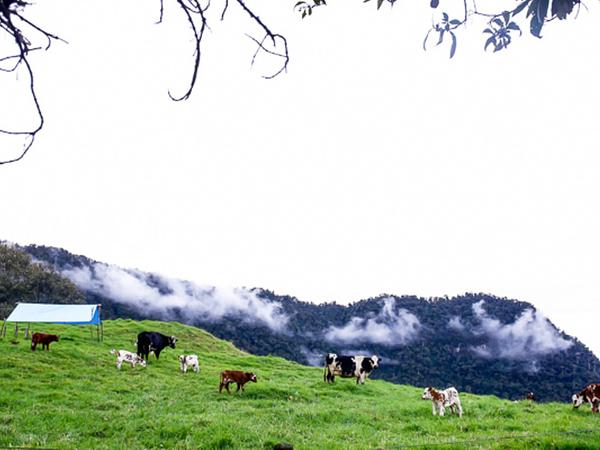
[421,387,434,400]
[325,353,338,365]
[53,335,60,342]
[572,393,585,408]
[179,355,186,363]
[136,355,147,367]
[247,372,258,383]
[370,355,380,369]
[169,336,177,348]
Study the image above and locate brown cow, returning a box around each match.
[219,370,257,394]
[572,383,600,413]
[31,332,59,351]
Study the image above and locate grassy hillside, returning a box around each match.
[0,320,598,449]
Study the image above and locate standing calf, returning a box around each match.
[572,383,600,413]
[219,370,257,394]
[110,349,147,369]
[421,386,463,417]
[179,354,200,373]
[31,333,59,351]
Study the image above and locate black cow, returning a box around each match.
[324,353,380,384]
[136,331,176,361]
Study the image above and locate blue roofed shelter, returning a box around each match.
[2,303,103,341]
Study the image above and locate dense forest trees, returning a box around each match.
[0,242,84,318]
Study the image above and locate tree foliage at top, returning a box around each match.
[0,0,586,165]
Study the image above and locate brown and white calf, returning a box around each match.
[572,383,600,413]
[179,354,200,373]
[31,332,59,351]
[421,386,463,417]
[110,349,147,369]
[219,370,257,394]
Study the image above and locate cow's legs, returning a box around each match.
[116,360,122,369]
[439,404,445,416]
[432,403,437,416]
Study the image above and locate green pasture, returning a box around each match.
[0,319,598,449]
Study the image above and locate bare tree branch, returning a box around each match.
[0,0,58,165]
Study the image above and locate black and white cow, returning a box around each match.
[323,353,380,384]
[136,331,176,361]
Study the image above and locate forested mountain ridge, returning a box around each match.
[0,243,84,319]
[3,242,599,402]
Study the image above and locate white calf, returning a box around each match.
[110,349,147,369]
[421,386,463,417]
[179,354,200,373]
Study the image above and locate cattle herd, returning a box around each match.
[28,329,600,414]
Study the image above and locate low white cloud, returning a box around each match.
[448,315,465,331]
[299,347,324,367]
[469,300,572,360]
[324,297,420,346]
[61,263,288,332]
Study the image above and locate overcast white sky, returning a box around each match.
[1,1,599,356]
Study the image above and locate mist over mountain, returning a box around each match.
[5,243,599,401]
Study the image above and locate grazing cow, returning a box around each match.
[421,386,463,418]
[323,353,380,385]
[572,383,600,413]
[219,370,257,394]
[136,331,176,361]
[31,333,59,351]
[526,392,536,402]
[110,349,147,369]
[179,354,200,373]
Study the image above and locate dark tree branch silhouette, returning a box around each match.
[0,0,66,165]
[0,0,586,165]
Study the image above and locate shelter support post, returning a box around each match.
[98,304,103,342]
[1,319,6,338]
